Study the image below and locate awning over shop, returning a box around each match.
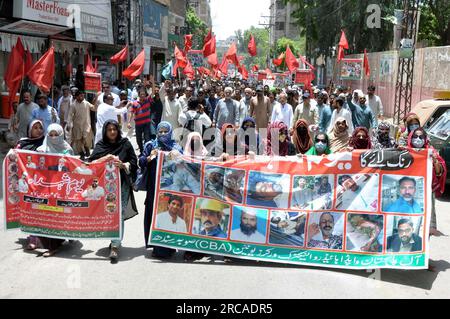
[0,32,46,53]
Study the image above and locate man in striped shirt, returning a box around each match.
[128,90,152,154]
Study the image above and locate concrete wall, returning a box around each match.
[325,46,450,117]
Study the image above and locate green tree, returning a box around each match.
[286,0,402,58]
[232,26,271,68]
[419,0,450,46]
[186,6,209,50]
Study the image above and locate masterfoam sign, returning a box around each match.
[13,0,114,44]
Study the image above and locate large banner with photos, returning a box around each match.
[3,150,122,240]
[149,150,432,270]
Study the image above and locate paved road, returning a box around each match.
[1,140,450,299]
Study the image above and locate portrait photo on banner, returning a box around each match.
[192,198,231,239]
[269,211,306,247]
[385,216,424,253]
[229,206,269,244]
[346,213,384,253]
[160,156,202,195]
[154,193,193,234]
[203,165,246,204]
[291,175,334,210]
[246,171,290,209]
[335,174,379,212]
[381,175,425,214]
[307,212,344,251]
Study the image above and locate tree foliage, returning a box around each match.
[285,0,402,58]
[419,0,450,46]
[233,27,271,68]
[186,6,209,50]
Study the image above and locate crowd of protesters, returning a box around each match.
[6,73,447,263]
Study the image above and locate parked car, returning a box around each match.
[411,92,450,184]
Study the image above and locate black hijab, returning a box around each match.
[89,120,138,182]
[16,119,45,151]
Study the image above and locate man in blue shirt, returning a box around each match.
[346,94,377,130]
[31,94,60,132]
[316,93,333,132]
[198,200,228,238]
[385,177,423,214]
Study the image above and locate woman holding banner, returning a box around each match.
[348,127,372,150]
[265,122,297,156]
[16,120,45,151]
[305,132,332,156]
[407,128,447,239]
[17,120,45,252]
[90,120,138,262]
[140,122,183,259]
[32,124,73,257]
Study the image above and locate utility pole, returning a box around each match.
[393,0,421,125]
[259,15,275,68]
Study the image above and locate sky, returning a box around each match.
[210,0,271,40]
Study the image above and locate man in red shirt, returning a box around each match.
[128,90,153,154]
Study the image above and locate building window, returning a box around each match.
[276,0,285,10]
[276,21,285,31]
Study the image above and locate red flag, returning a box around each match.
[219,55,229,75]
[337,30,349,62]
[285,46,299,72]
[204,30,212,44]
[364,49,371,76]
[299,54,315,70]
[5,38,25,92]
[207,52,218,66]
[239,65,249,80]
[172,60,179,77]
[122,49,146,80]
[25,50,33,72]
[203,35,216,57]
[337,46,345,62]
[273,52,285,66]
[85,54,96,73]
[27,46,55,93]
[184,34,193,52]
[248,34,257,56]
[225,42,239,66]
[339,30,349,49]
[198,67,211,76]
[110,45,128,64]
[252,65,259,72]
[174,45,188,68]
[183,59,195,80]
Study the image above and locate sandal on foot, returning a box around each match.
[25,244,37,251]
[109,247,119,261]
[43,250,58,258]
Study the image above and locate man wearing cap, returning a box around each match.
[197,200,227,238]
[249,85,271,129]
[230,210,266,244]
[271,92,293,129]
[67,90,96,160]
[292,92,319,128]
